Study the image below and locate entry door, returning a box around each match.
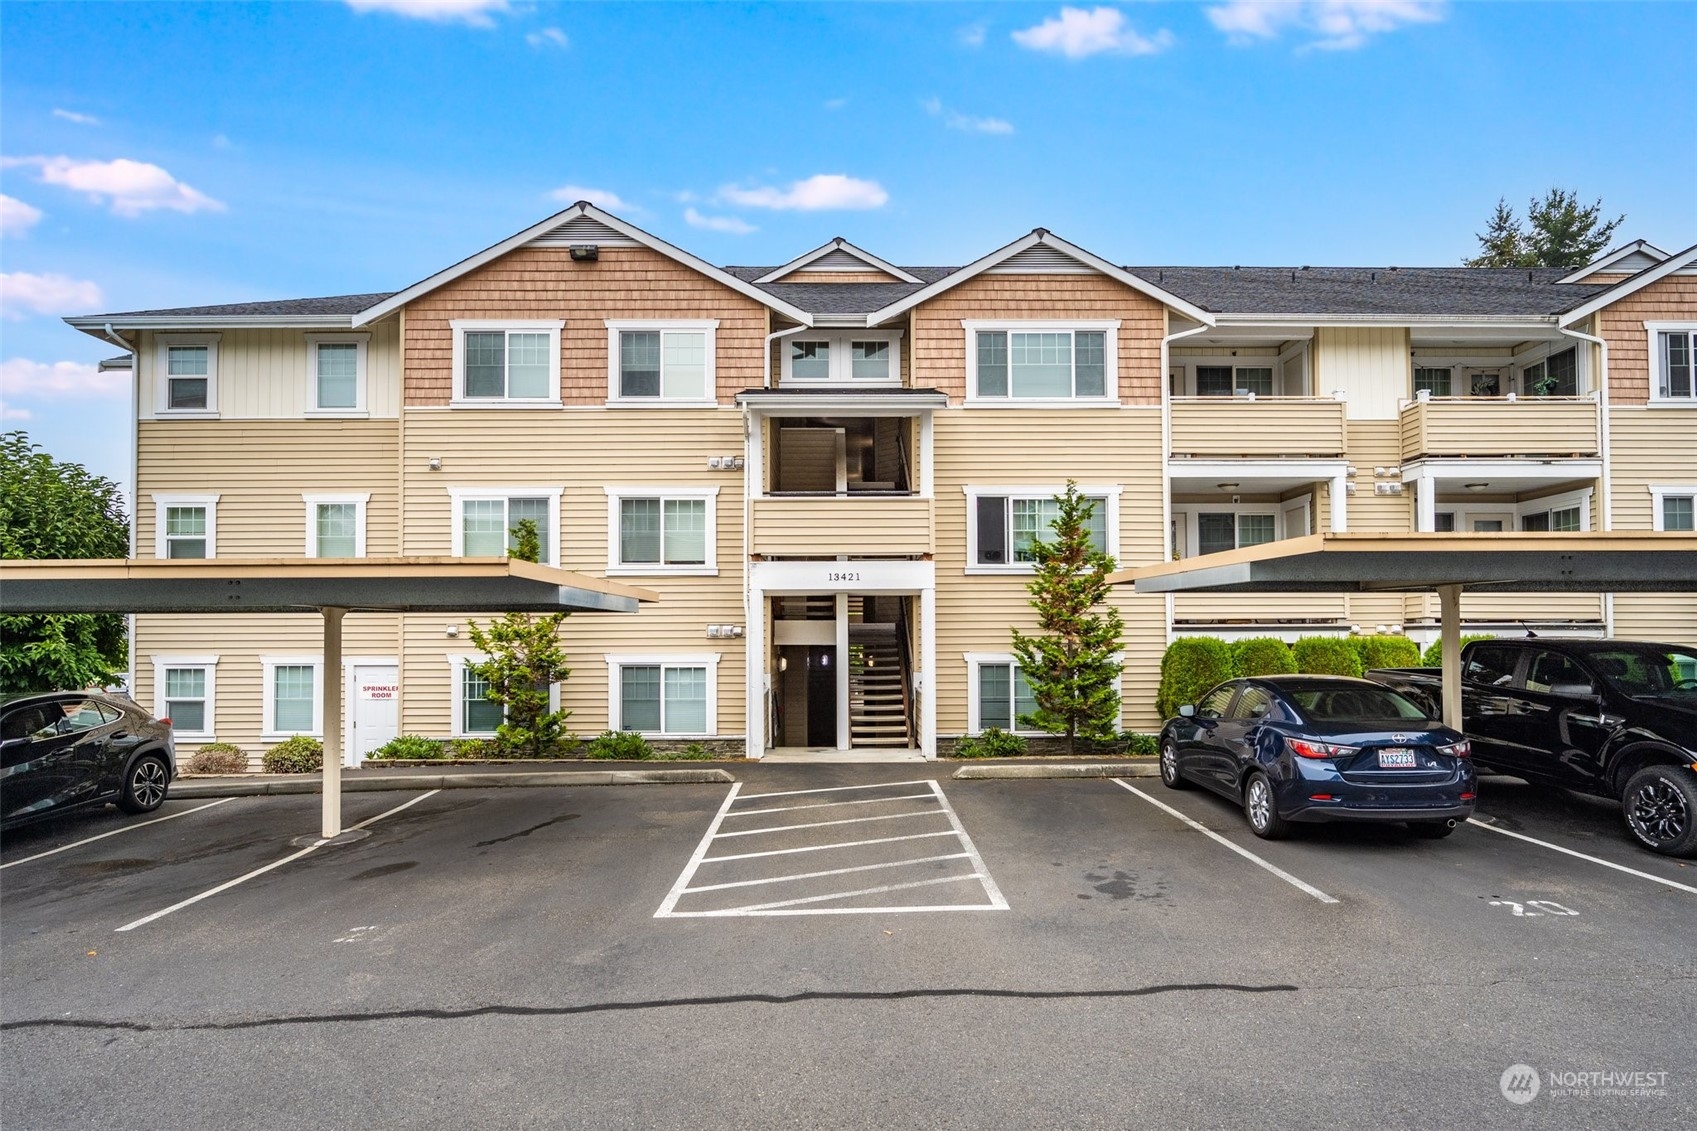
[350,665,399,766]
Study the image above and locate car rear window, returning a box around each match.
[1288,687,1430,721]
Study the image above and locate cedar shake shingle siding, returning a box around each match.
[1599,275,1697,405]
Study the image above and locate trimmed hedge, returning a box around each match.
[370,734,445,760]
[585,729,652,760]
[186,743,247,775]
[955,727,1029,758]
[1292,636,1363,677]
[1231,637,1296,678]
[1157,636,1235,719]
[262,736,323,774]
[1352,635,1421,671]
[1421,635,1496,667]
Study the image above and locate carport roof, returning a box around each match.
[0,558,660,614]
[1110,533,1697,595]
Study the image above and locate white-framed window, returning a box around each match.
[1521,346,1579,398]
[152,493,219,559]
[605,653,721,736]
[963,321,1118,404]
[964,653,1040,735]
[155,334,220,416]
[305,333,369,415]
[1649,485,1697,531]
[1171,505,1282,559]
[445,654,503,737]
[151,655,218,740]
[1432,509,1513,534]
[447,487,563,565]
[1648,323,1697,404]
[1518,488,1593,532]
[303,493,369,558]
[1195,364,1275,397]
[450,320,563,406]
[963,485,1120,573]
[1413,367,1454,397]
[261,655,322,739]
[605,320,718,405]
[603,486,719,575]
[780,330,903,385]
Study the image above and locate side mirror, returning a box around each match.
[1549,682,1597,700]
[1178,704,1196,718]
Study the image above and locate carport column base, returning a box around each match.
[291,829,370,848]
[1438,584,1462,732]
[321,606,347,839]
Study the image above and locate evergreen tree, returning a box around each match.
[1465,198,1534,268]
[1011,482,1124,753]
[1466,189,1624,268]
[466,519,573,757]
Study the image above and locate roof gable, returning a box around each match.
[1557,239,1671,284]
[756,239,921,284]
[1559,241,1697,325]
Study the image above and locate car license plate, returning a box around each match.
[1377,747,1417,769]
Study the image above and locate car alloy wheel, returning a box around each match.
[118,755,170,814]
[1247,777,1273,831]
[1626,773,1691,850]
[1160,741,1188,789]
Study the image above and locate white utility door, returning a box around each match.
[349,665,399,766]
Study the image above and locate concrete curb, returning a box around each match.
[172,768,735,798]
[951,763,1159,780]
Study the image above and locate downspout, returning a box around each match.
[1161,316,1212,645]
[762,322,811,389]
[103,323,139,693]
[1560,320,1612,633]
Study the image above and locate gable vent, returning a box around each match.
[799,248,886,272]
[530,215,640,248]
[985,245,1095,275]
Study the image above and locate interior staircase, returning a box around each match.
[849,625,912,748]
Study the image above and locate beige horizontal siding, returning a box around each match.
[1344,421,1409,532]
[1610,595,1697,642]
[1400,592,1604,624]
[1399,399,1599,459]
[1170,397,1346,457]
[1172,593,1349,622]
[751,496,934,557]
[1609,407,1697,530]
[137,322,400,421]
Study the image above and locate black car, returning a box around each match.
[1159,674,1477,840]
[0,691,176,831]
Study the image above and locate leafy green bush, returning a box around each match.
[1421,635,1496,667]
[185,743,247,775]
[1121,732,1158,756]
[1352,635,1421,671]
[370,734,445,760]
[262,736,323,774]
[445,737,499,759]
[659,741,715,761]
[1157,637,1235,718]
[585,730,652,760]
[1292,636,1363,677]
[954,728,1028,758]
[1231,637,1296,678]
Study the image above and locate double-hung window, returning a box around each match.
[966,487,1117,571]
[1649,325,1697,403]
[156,334,219,414]
[606,320,717,404]
[449,488,562,564]
[451,320,562,405]
[303,493,369,558]
[1413,367,1453,397]
[607,654,720,736]
[261,656,321,738]
[970,657,1037,734]
[448,655,506,736]
[965,322,1117,402]
[605,487,717,574]
[1519,490,1589,532]
[152,655,217,740]
[1522,347,1579,397]
[153,494,218,559]
[781,331,902,384]
[1196,365,1275,397]
[306,333,369,414]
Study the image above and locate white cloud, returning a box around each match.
[684,207,756,235]
[824,97,849,111]
[719,174,889,212]
[958,23,988,47]
[923,97,1015,136]
[1207,1,1445,50]
[2,405,33,421]
[527,26,569,48]
[3,156,224,217]
[344,0,510,27]
[0,357,129,401]
[52,109,102,126]
[0,194,44,236]
[548,184,635,212]
[1011,6,1174,58]
[0,272,104,319]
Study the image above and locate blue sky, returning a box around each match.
[2,1,1692,494]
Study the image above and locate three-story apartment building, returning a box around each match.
[67,207,1697,765]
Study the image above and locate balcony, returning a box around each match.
[1400,396,1599,460]
[1170,396,1347,458]
[750,494,935,559]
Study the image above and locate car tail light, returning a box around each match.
[1437,740,1471,759]
[1287,738,1359,759]
[1460,792,1476,801]
[1310,793,1335,801]
[159,717,172,728]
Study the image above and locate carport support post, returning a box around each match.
[1438,585,1462,732]
[321,606,346,839]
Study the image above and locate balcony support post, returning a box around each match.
[1329,474,1349,532]
[1414,470,1436,532]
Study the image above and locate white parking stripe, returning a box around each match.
[724,791,936,817]
[1466,817,1697,896]
[927,779,1010,910]
[700,873,990,915]
[653,783,743,918]
[712,808,946,839]
[683,853,972,893]
[114,790,440,932]
[0,798,235,870]
[1112,779,1340,905]
[702,830,961,863]
[736,780,935,800]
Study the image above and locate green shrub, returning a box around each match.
[1156,637,1235,718]
[1121,732,1158,756]
[585,729,652,760]
[185,743,247,775]
[1231,637,1296,678]
[954,728,1028,758]
[445,737,498,759]
[262,736,324,774]
[658,741,715,761]
[1352,635,1421,671]
[370,734,445,760]
[1421,635,1496,667]
[1292,636,1363,677]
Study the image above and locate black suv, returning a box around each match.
[1,692,176,832]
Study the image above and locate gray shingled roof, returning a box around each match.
[1120,267,1609,317]
[724,266,955,315]
[94,292,396,318]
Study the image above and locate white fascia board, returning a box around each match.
[865,231,1216,328]
[1558,242,1697,326]
[66,315,356,332]
[1399,457,1604,483]
[1556,240,1671,284]
[756,238,921,285]
[1168,458,1349,480]
[1214,313,1560,329]
[353,202,814,328]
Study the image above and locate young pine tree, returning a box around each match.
[466,519,573,758]
[1011,482,1125,754]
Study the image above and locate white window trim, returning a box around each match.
[1171,355,1289,398]
[152,493,220,559]
[1430,506,1516,534]
[962,484,1122,575]
[449,319,564,407]
[303,493,370,558]
[260,655,323,741]
[779,329,904,386]
[1645,322,1697,405]
[963,652,1043,736]
[604,319,720,407]
[1648,484,1697,531]
[602,486,720,576]
[1170,503,1286,560]
[304,332,371,416]
[446,486,564,565]
[447,653,497,738]
[962,320,1120,407]
[151,654,218,741]
[604,652,722,738]
[154,333,221,417]
[1516,487,1594,532]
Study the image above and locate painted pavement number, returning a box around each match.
[656,780,1008,917]
[1488,899,1580,918]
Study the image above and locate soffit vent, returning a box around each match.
[799,248,890,273]
[530,215,640,248]
[985,244,1095,275]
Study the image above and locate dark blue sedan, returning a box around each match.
[1159,674,1476,840]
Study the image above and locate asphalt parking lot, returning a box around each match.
[3,764,1693,1131]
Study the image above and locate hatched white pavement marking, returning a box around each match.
[1,798,235,870]
[1466,817,1697,896]
[656,779,1007,917]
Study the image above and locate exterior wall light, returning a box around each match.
[569,244,599,262]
